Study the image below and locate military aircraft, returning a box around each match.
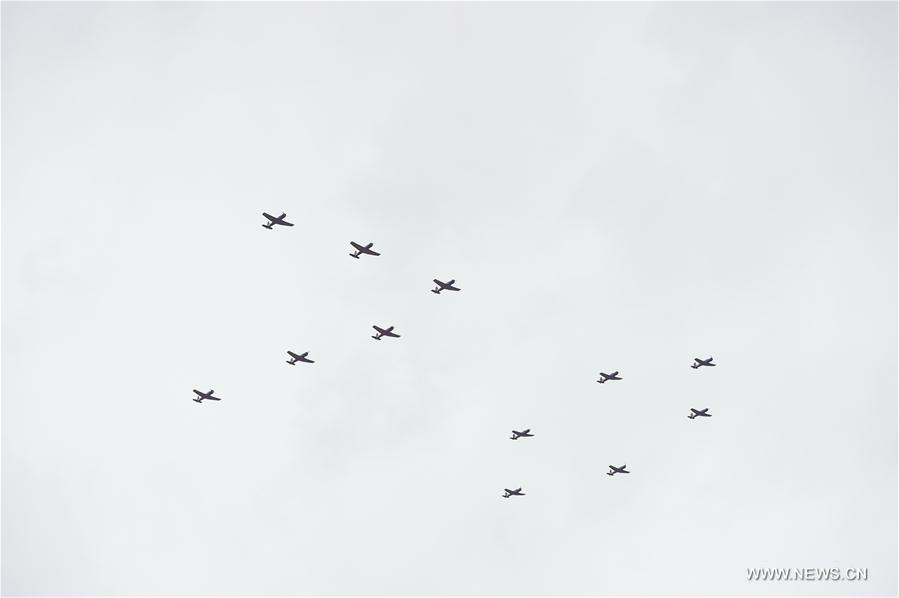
[688,408,712,419]
[286,351,315,365]
[691,357,716,369]
[350,241,380,259]
[606,464,630,476]
[371,325,400,340]
[431,279,461,294]
[510,429,534,440]
[502,487,525,498]
[262,212,294,229]
[597,371,623,384]
[192,389,221,403]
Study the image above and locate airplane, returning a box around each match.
[431,279,461,294]
[371,325,400,341]
[597,371,622,384]
[262,212,294,229]
[691,357,716,369]
[510,429,534,440]
[688,408,712,419]
[286,351,315,365]
[350,241,380,259]
[192,389,221,403]
[606,464,630,476]
[502,487,525,498]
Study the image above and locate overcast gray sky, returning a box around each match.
[2,2,897,596]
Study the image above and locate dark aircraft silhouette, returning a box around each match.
[431,279,461,294]
[606,464,630,476]
[371,325,400,340]
[691,357,716,369]
[286,351,314,365]
[597,371,622,384]
[510,429,534,440]
[688,408,712,419]
[502,487,525,498]
[192,389,221,403]
[350,242,380,259]
[262,212,294,229]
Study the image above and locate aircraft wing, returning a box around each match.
[351,242,365,251]
[287,351,300,359]
[364,248,380,256]
[206,396,221,401]
[383,329,400,337]
[281,220,294,227]
[262,212,276,222]
[445,284,460,291]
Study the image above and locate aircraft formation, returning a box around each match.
[195,211,719,498]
